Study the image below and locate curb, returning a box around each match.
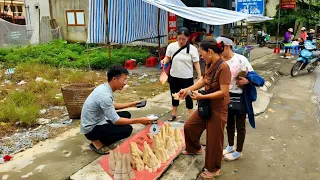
[259,71,281,92]
[160,149,205,180]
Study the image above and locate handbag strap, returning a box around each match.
[172,42,190,61]
[209,59,224,86]
[167,42,190,74]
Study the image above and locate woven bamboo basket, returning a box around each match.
[61,83,95,119]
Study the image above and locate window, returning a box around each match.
[4,5,8,12]
[17,6,23,12]
[66,10,85,26]
[17,6,23,16]
[11,6,16,13]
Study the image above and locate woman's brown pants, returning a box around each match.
[184,106,228,173]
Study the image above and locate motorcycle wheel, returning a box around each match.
[259,41,266,47]
[291,61,303,77]
[307,62,318,73]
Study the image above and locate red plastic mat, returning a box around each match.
[99,122,185,180]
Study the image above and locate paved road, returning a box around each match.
[219,69,320,180]
[250,47,274,61]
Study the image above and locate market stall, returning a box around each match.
[99,121,185,180]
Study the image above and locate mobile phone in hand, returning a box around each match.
[136,100,147,108]
[236,71,247,80]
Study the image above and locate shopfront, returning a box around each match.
[168,0,233,43]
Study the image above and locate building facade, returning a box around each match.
[0,0,25,17]
[0,0,25,24]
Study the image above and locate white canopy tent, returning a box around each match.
[142,0,273,25]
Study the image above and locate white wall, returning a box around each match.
[24,0,50,44]
[266,0,279,17]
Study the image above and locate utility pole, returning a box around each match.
[276,0,281,49]
[309,0,311,29]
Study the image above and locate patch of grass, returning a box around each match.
[26,81,62,107]
[0,91,40,126]
[0,62,109,126]
[14,63,58,81]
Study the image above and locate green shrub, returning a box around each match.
[0,40,152,69]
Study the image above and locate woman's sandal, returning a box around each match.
[200,170,223,180]
[182,149,202,155]
[89,143,109,155]
[168,115,177,121]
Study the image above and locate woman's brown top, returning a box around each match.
[203,60,231,108]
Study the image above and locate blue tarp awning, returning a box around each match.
[88,0,273,44]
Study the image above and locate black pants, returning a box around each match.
[169,75,194,109]
[226,93,247,152]
[84,111,133,146]
[226,113,246,152]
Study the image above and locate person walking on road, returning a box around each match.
[179,39,231,179]
[217,35,264,161]
[161,27,201,121]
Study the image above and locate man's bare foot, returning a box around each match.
[92,140,104,149]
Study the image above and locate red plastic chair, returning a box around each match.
[145,56,158,67]
[124,59,137,70]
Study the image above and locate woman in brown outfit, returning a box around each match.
[178,39,231,179]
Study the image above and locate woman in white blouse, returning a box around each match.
[162,27,201,121]
[217,35,254,161]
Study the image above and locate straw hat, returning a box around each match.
[301,27,306,31]
[288,28,293,32]
[310,29,315,33]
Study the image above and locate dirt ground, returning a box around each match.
[0,65,169,137]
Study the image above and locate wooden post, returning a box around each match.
[38,8,41,43]
[11,0,15,24]
[86,42,91,70]
[48,0,54,28]
[157,8,161,60]
[105,0,111,59]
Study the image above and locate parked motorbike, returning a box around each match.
[257,34,266,47]
[291,40,320,77]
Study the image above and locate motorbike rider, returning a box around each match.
[307,29,316,42]
[257,29,267,46]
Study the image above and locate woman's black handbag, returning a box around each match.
[229,93,246,115]
[197,60,224,119]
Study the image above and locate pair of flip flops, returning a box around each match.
[89,143,109,155]
[200,170,223,180]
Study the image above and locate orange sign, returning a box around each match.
[281,0,296,9]
[168,12,177,44]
